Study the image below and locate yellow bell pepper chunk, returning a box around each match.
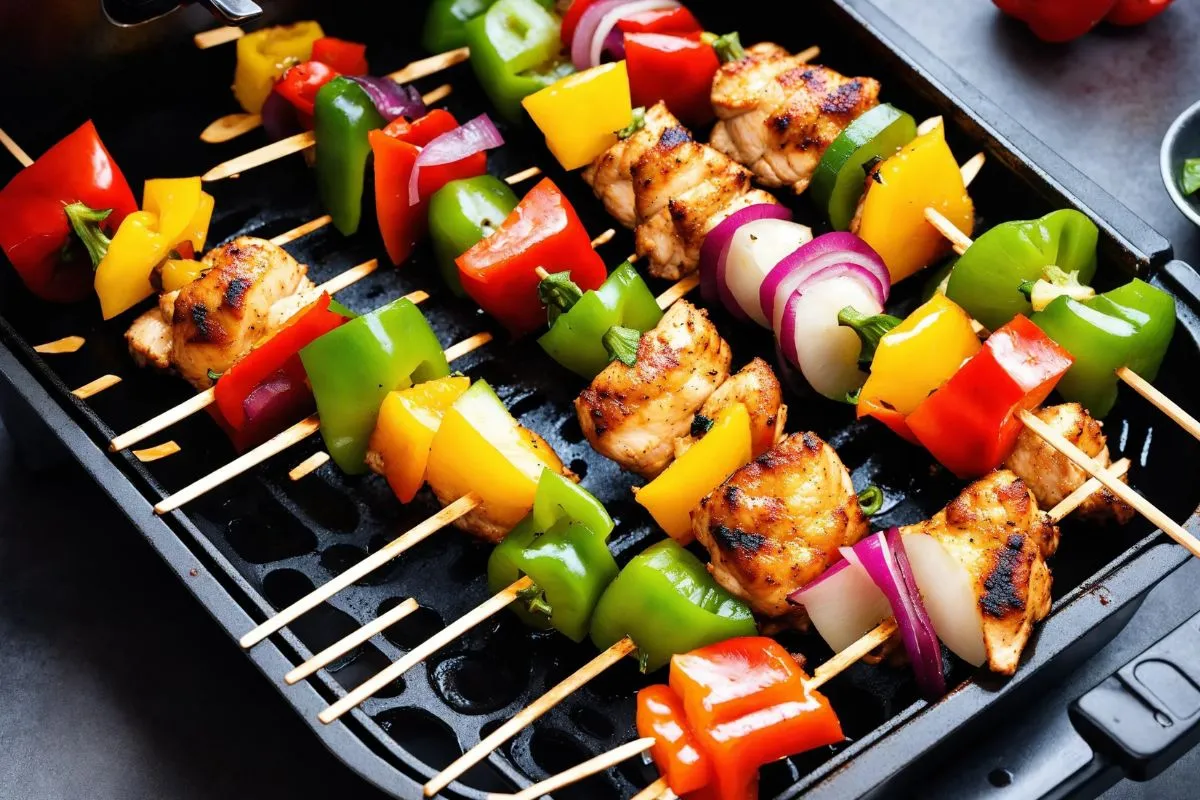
[143,178,201,248]
[856,121,974,283]
[426,380,567,540]
[522,61,632,171]
[367,376,471,503]
[635,403,752,543]
[95,211,169,320]
[159,259,206,293]
[859,294,981,419]
[233,21,325,114]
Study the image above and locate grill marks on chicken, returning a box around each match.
[576,300,731,479]
[583,102,782,279]
[901,471,1056,675]
[676,357,786,460]
[1004,403,1134,526]
[711,43,880,194]
[125,237,311,389]
[691,432,869,619]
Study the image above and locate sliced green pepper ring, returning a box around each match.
[810,104,917,231]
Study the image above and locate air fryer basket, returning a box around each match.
[0,1,1198,798]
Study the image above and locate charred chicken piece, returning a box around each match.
[676,357,786,460]
[1004,403,1134,527]
[576,300,731,479]
[691,432,869,619]
[711,44,880,194]
[901,470,1056,675]
[582,101,680,229]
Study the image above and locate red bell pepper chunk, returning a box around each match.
[213,292,347,447]
[637,685,715,797]
[669,637,844,800]
[561,0,602,47]
[907,315,1074,479]
[0,120,137,303]
[1105,0,1174,25]
[625,33,721,126]
[616,6,703,35]
[991,0,1117,41]
[456,178,607,336]
[371,110,488,267]
[274,61,340,121]
[311,36,369,75]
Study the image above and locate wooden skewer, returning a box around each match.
[631,778,673,800]
[1050,457,1130,521]
[490,737,658,800]
[319,576,534,723]
[387,46,471,84]
[34,335,85,354]
[1017,410,1200,558]
[924,207,973,256]
[808,617,898,691]
[194,25,244,48]
[959,151,986,188]
[203,84,453,182]
[1116,366,1200,443]
[285,597,420,684]
[796,45,820,63]
[505,166,543,185]
[73,374,121,400]
[0,127,33,167]
[424,636,637,796]
[655,274,700,310]
[200,113,264,145]
[242,492,480,648]
[288,451,330,481]
[133,441,181,463]
[271,214,333,246]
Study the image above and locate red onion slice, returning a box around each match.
[575,0,679,69]
[788,558,892,653]
[346,75,426,122]
[699,203,792,316]
[408,114,504,205]
[777,273,881,400]
[841,531,945,699]
[760,232,890,334]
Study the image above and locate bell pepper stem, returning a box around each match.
[537,269,585,324]
[603,325,641,366]
[63,201,113,268]
[617,107,646,140]
[712,31,746,63]
[837,305,904,369]
[516,579,553,618]
[857,485,884,516]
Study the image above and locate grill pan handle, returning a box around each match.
[101,0,261,26]
[1067,608,1200,788]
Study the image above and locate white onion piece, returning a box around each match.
[791,559,891,653]
[779,276,881,400]
[902,532,986,667]
[723,219,812,327]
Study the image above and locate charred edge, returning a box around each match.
[712,524,766,554]
[659,126,692,149]
[820,80,869,116]
[223,276,250,309]
[800,432,822,453]
[981,534,1028,618]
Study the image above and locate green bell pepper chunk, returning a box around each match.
[300,298,450,473]
[422,0,499,52]
[811,104,917,231]
[528,468,614,539]
[465,0,574,123]
[314,77,385,236]
[589,540,757,672]
[946,209,1099,332]
[429,176,520,296]
[488,517,618,642]
[537,262,664,378]
[1031,278,1176,417]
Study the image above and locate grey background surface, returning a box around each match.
[2,1,1200,798]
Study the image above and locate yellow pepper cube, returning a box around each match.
[367,376,471,503]
[233,21,325,114]
[635,403,752,543]
[94,211,168,320]
[426,380,567,542]
[143,178,202,251]
[522,61,632,171]
[856,120,974,283]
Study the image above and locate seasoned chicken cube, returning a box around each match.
[711,46,879,194]
[692,432,869,619]
[676,357,786,460]
[901,470,1056,675]
[583,102,681,229]
[170,237,308,388]
[125,308,173,371]
[576,300,731,479]
[1004,403,1133,528]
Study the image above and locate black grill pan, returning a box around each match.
[0,1,1197,798]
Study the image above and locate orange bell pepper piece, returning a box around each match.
[637,684,715,796]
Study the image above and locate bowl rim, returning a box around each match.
[1160,96,1200,227]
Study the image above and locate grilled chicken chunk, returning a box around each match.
[692,432,869,619]
[1004,403,1133,527]
[901,470,1056,675]
[126,307,174,371]
[711,44,880,194]
[676,357,786,460]
[582,101,679,228]
[576,300,731,479]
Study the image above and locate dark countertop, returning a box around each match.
[2,2,1200,799]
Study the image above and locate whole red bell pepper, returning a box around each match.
[0,121,137,303]
[625,33,720,126]
[992,0,1118,41]
[616,6,703,35]
[637,684,715,797]
[212,292,347,449]
[274,60,341,123]
[456,177,607,336]
[907,315,1074,479]
[371,110,488,266]
[311,36,368,75]
[1105,0,1174,25]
